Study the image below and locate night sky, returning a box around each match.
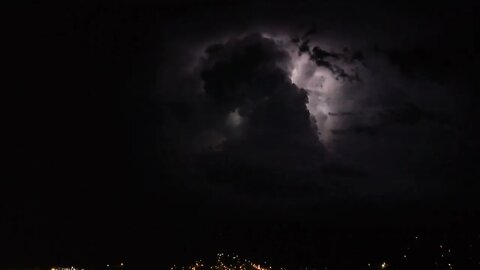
[5,0,480,269]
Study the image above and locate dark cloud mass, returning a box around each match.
[153,2,480,211]
[164,33,329,203]
[199,33,323,163]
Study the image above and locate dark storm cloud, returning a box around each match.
[200,33,291,112]
[151,0,480,209]
[185,34,330,201]
[155,32,387,205]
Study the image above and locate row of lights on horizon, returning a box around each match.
[171,234,480,270]
[51,262,124,270]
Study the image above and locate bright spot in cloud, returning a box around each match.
[226,108,244,128]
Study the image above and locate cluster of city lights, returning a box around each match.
[51,267,84,270]
[170,253,273,270]
[170,234,480,270]
[171,253,387,270]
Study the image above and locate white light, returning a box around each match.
[226,108,243,128]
